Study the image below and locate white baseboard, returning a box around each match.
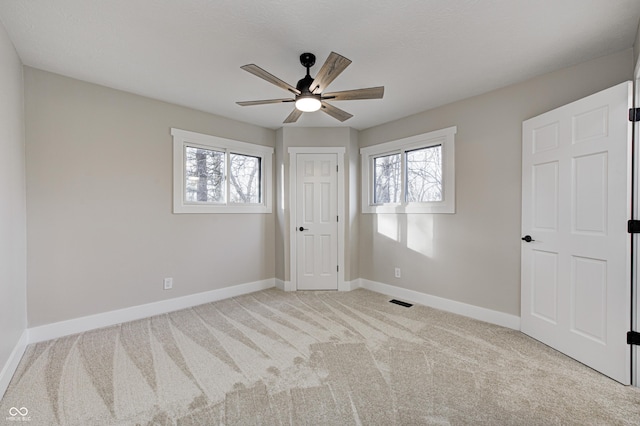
[360,279,520,330]
[28,279,275,343]
[339,279,361,291]
[276,280,295,291]
[0,330,28,399]
[19,276,517,357]
[281,279,360,292]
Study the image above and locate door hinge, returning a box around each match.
[628,331,640,345]
[629,108,640,122]
[628,220,640,234]
[336,165,338,172]
[337,265,339,272]
[337,215,339,222]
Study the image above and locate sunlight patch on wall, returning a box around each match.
[407,214,434,257]
[375,214,400,242]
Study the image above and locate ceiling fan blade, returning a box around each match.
[322,86,384,101]
[320,101,353,122]
[310,52,352,94]
[283,108,303,123]
[236,98,294,106]
[240,64,301,95]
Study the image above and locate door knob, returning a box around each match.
[299,227,308,231]
[521,235,535,242]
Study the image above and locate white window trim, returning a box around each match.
[172,128,273,214]
[361,126,456,214]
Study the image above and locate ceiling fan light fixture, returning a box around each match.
[295,95,321,112]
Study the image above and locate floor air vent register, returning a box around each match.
[389,299,413,308]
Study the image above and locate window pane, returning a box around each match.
[184,146,225,203]
[405,145,442,202]
[229,153,261,203]
[374,153,401,204]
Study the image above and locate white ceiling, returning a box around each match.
[1,0,639,130]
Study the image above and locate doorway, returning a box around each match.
[288,147,345,290]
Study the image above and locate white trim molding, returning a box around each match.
[275,279,296,292]
[274,278,285,291]
[632,65,640,387]
[28,279,275,343]
[339,279,361,292]
[0,330,28,399]
[171,128,274,214]
[360,279,520,330]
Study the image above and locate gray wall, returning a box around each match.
[0,21,27,375]
[635,19,640,71]
[16,47,637,329]
[24,68,276,326]
[359,49,634,316]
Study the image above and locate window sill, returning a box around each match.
[173,204,272,214]
[363,202,455,214]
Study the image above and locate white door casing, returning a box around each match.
[289,148,345,291]
[521,81,633,384]
[633,63,640,387]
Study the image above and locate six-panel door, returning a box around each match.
[296,153,338,290]
[521,81,632,384]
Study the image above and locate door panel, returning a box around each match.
[571,256,607,343]
[573,153,607,234]
[296,153,338,290]
[531,250,558,324]
[532,161,558,230]
[521,81,632,384]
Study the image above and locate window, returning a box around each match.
[361,126,456,214]
[229,153,261,204]
[172,128,273,213]
[184,146,225,203]
[373,153,401,204]
[405,145,442,202]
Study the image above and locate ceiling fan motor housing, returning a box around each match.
[296,74,316,95]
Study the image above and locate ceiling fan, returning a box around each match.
[236,52,384,123]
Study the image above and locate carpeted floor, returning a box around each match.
[1,288,639,425]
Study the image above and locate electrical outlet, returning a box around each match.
[163,277,173,290]
[394,267,401,278]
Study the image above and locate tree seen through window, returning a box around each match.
[184,146,261,204]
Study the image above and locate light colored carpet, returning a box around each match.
[1,288,639,425]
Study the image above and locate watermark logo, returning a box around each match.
[6,407,31,422]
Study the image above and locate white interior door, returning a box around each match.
[295,153,338,290]
[521,81,633,384]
